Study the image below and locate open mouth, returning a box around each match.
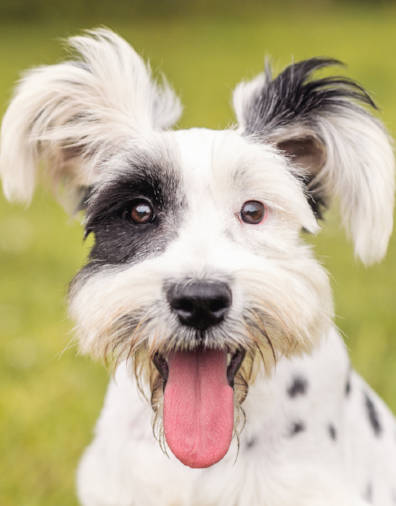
[153,348,245,469]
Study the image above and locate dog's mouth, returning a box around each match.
[153,348,245,469]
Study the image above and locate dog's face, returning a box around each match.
[1,29,394,469]
[69,128,332,467]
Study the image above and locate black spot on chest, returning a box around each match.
[288,421,306,437]
[287,376,308,398]
[345,377,351,396]
[364,392,382,437]
[327,424,337,441]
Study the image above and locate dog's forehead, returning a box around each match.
[168,127,282,180]
[162,127,316,231]
[171,128,238,173]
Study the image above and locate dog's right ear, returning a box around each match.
[0,28,182,209]
[233,58,395,265]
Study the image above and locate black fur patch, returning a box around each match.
[289,421,306,437]
[287,375,308,398]
[242,58,376,136]
[84,155,183,266]
[240,58,377,218]
[328,424,337,441]
[364,392,382,436]
[345,377,351,397]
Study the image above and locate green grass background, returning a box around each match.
[1,3,396,504]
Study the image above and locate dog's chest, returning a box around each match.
[79,329,396,505]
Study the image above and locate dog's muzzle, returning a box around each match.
[154,279,244,469]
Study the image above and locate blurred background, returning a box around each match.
[1,1,395,504]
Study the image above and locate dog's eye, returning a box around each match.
[240,201,266,224]
[128,199,154,224]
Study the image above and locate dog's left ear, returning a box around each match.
[0,28,182,210]
[233,58,395,265]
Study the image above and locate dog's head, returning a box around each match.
[1,29,394,468]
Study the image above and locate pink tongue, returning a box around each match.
[163,349,234,468]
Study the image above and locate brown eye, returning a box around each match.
[240,200,266,224]
[130,199,154,224]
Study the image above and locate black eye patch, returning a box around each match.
[84,164,182,265]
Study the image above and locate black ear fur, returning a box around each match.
[240,58,376,137]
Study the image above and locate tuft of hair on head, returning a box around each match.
[233,57,395,265]
[0,28,182,210]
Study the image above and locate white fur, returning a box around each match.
[317,113,394,264]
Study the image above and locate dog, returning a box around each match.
[1,28,395,506]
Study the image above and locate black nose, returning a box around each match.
[167,280,232,331]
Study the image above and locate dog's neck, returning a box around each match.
[240,326,349,444]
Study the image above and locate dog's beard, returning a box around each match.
[70,257,332,468]
[97,301,322,468]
